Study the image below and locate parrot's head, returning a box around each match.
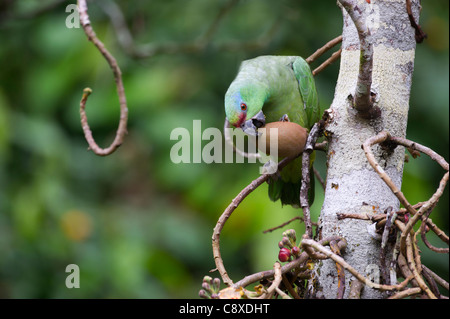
[224,80,268,135]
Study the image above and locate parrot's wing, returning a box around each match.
[292,57,320,129]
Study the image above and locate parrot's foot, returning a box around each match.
[279,114,290,122]
[262,160,280,178]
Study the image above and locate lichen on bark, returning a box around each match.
[314,0,420,299]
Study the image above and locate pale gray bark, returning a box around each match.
[315,0,420,299]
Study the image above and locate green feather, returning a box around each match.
[292,57,320,128]
[224,56,319,207]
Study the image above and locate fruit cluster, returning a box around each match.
[277,229,301,262]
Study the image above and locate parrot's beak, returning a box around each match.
[240,110,266,136]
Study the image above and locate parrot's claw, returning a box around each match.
[279,114,290,122]
[262,160,280,178]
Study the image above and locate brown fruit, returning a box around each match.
[257,121,308,158]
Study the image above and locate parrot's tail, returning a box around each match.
[268,170,314,207]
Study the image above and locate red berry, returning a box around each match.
[404,213,409,223]
[278,248,291,262]
[291,246,300,256]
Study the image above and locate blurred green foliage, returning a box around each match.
[0,0,448,298]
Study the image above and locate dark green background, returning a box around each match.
[0,0,448,298]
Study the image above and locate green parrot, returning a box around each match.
[224,55,319,206]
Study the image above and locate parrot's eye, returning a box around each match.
[240,103,247,111]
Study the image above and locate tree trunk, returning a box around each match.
[315,0,420,299]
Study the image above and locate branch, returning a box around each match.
[77,0,129,156]
[387,287,422,299]
[405,0,427,43]
[420,212,449,254]
[385,203,448,247]
[232,236,342,289]
[362,131,449,256]
[313,167,326,191]
[380,207,396,284]
[261,262,282,299]
[306,35,342,64]
[340,209,448,297]
[281,274,301,299]
[305,35,342,77]
[405,233,436,299]
[389,136,449,171]
[422,265,449,291]
[338,0,379,119]
[395,216,438,299]
[363,132,415,214]
[363,132,448,298]
[312,48,342,76]
[348,279,364,299]
[301,238,413,292]
[300,121,324,238]
[262,216,318,234]
[212,157,296,286]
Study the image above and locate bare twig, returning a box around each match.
[348,279,364,299]
[233,236,342,289]
[342,200,448,249]
[300,146,314,238]
[420,214,449,246]
[401,171,449,256]
[406,0,427,43]
[306,35,342,64]
[314,140,328,152]
[304,34,343,77]
[422,265,449,291]
[313,167,326,191]
[275,287,292,299]
[77,0,128,156]
[212,157,295,286]
[395,219,438,299]
[261,262,283,299]
[422,266,441,298]
[389,232,401,286]
[300,122,323,238]
[363,132,416,217]
[262,216,318,234]
[397,253,420,289]
[405,235,437,299]
[301,238,413,292]
[362,131,449,256]
[363,131,448,298]
[387,287,422,299]
[312,48,342,76]
[380,207,396,284]
[281,274,301,299]
[338,0,378,119]
[233,250,308,289]
[348,212,446,298]
[421,214,449,254]
[389,136,449,171]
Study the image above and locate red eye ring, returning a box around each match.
[240,103,247,111]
